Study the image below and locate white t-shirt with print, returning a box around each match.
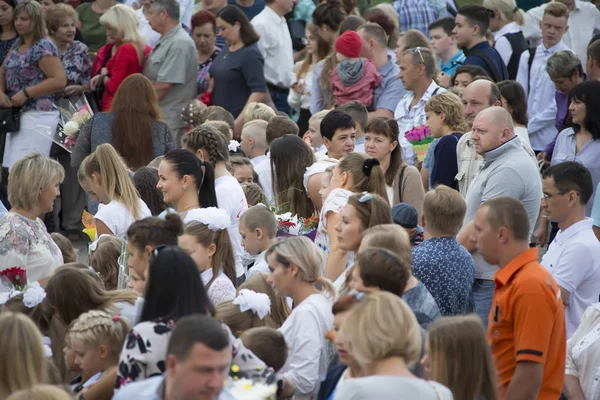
[94,199,152,239]
[215,176,248,278]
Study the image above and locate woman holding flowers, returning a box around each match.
[0,153,64,288]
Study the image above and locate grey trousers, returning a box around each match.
[53,150,85,231]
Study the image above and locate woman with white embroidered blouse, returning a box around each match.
[77,144,151,238]
[266,236,335,400]
[179,208,237,306]
[334,292,453,400]
[0,153,64,288]
[564,304,600,399]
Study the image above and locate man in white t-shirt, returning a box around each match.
[239,120,268,166]
[540,162,600,338]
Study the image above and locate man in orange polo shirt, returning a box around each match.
[472,196,566,400]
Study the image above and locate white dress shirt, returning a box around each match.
[251,6,294,88]
[516,41,570,151]
[251,154,267,166]
[494,21,522,67]
[255,153,273,203]
[566,304,600,400]
[523,0,600,73]
[541,219,600,338]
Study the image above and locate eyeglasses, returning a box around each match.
[358,192,373,203]
[412,47,425,64]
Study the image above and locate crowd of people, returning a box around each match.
[1,0,600,398]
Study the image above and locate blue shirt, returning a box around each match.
[373,57,406,114]
[463,41,507,81]
[412,237,476,315]
[228,0,264,20]
[593,183,600,228]
[393,0,438,36]
[439,50,465,77]
[113,376,236,400]
[402,280,441,328]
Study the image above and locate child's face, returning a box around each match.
[127,268,146,295]
[178,234,215,273]
[319,173,332,203]
[425,111,445,138]
[79,175,108,204]
[63,333,81,373]
[239,221,264,255]
[336,52,349,63]
[308,119,324,149]
[71,337,105,377]
[127,241,150,282]
[234,165,254,185]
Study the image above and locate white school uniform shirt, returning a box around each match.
[523,0,600,73]
[494,21,522,67]
[279,293,333,400]
[201,267,236,306]
[251,6,294,88]
[94,199,152,239]
[541,218,600,338]
[246,250,269,279]
[255,153,273,203]
[251,154,267,167]
[516,41,570,151]
[215,176,248,278]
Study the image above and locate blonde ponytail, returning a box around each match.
[78,144,142,219]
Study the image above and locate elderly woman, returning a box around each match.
[334,292,452,399]
[46,3,91,98]
[0,0,66,170]
[191,10,220,97]
[0,153,65,288]
[90,4,150,111]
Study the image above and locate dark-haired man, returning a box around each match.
[540,162,600,339]
[453,5,508,82]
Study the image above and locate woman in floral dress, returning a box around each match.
[0,0,66,170]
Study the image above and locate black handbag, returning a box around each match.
[0,107,20,133]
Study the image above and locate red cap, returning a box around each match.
[335,31,362,59]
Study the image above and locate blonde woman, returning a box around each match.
[483,0,527,80]
[0,312,47,398]
[424,92,468,191]
[421,315,499,400]
[334,292,452,400]
[90,4,151,110]
[266,236,335,400]
[6,385,72,400]
[0,153,64,286]
[78,144,152,238]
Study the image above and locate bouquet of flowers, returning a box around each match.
[405,125,434,162]
[228,378,277,400]
[0,267,26,291]
[36,96,94,152]
[276,212,319,241]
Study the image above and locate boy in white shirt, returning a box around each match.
[239,205,278,279]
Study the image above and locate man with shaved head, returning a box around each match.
[457,106,542,331]
[456,79,536,196]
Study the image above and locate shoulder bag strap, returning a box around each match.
[397,165,407,203]
[527,47,537,94]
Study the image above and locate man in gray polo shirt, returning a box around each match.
[458,107,542,331]
[144,0,197,147]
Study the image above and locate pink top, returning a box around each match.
[330,58,381,107]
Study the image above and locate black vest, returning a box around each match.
[503,31,529,80]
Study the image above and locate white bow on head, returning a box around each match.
[233,289,271,320]
[184,208,231,231]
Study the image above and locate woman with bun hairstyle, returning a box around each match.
[314,153,387,283]
[157,148,218,218]
[126,214,183,292]
[78,143,152,238]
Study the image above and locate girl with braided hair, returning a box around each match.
[68,311,130,394]
[183,125,248,283]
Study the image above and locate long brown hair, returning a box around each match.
[298,23,331,80]
[183,221,237,290]
[110,74,161,170]
[427,315,499,400]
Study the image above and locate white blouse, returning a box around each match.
[201,267,236,306]
[0,212,63,288]
[279,293,333,400]
[566,304,600,399]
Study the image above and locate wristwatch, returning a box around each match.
[23,87,30,99]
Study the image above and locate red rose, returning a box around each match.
[0,267,27,290]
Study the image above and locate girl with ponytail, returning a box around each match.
[178,207,237,306]
[265,236,334,400]
[157,149,218,218]
[78,143,152,238]
[315,152,387,284]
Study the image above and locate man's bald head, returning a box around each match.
[471,107,515,155]
[463,80,502,127]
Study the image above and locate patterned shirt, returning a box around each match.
[402,280,441,329]
[196,48,220,95]
[4,38,59,112]
[412,237,476,316]
[59,40,92,87]
[393,0,438,36]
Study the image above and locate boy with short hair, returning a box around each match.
[240,327,288,372]
[239,205,278,279]
[429,17,465,87]
[392,203,424,247]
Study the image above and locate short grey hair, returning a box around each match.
[8,153,64,210]
[150,0,179,20]
[547,51,583,79]
[402,47,436,78]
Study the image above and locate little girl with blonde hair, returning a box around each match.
[68,310,130,394]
